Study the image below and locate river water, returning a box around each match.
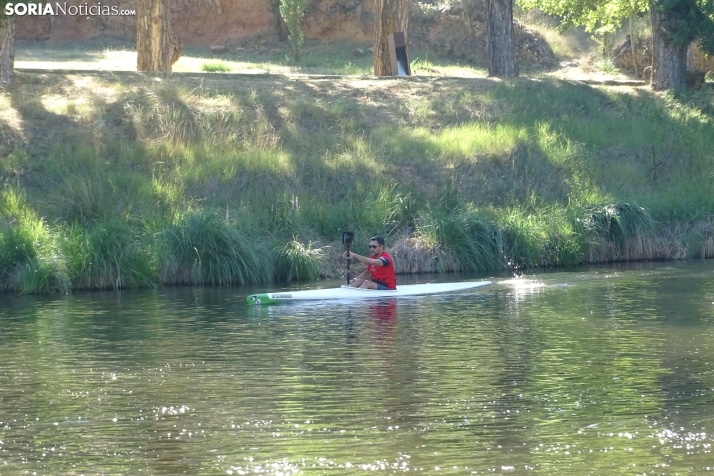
[1,261,714,475]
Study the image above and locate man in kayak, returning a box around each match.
[343,236,397,290]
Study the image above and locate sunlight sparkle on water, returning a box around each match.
[499,277,547,296]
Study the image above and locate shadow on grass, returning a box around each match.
[16,38,124,63]
[3,69,714,239]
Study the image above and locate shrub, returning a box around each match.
[273,238,322,282]
[580,202,654,249]
[160,211,273,286]
[64,219,156,290]
[279,0,307,61]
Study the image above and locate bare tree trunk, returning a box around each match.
[686,41,697,71]
[0,15,15,86]
[629,15,639,77]
[650,8,686,91]
[459,0,473,35]
[373,0,411,76]
[270,0,290,42]
[486,0,518,77]
[137,0,182,72]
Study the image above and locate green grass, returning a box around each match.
[63,219,156,290]
[596,58,617,74]
[159,211,273,286]
[0,187,71,293]
[1,69,713,292]
[273,238,322,282]
[201,61,232,73]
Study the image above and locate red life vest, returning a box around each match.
[367,251,396,290]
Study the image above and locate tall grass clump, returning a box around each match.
[63,219,156,290]
[160,211,272,286]
[497,207,584,269]
[579,202,655,250]
[351,185,421,238]
[0,222,71,294]
[0,188,70,294]
[415,205,504,272]
[272,239,322,282]
[201,62,232,73]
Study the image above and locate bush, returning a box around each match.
[580,202,654,249]
[63,219,156,290]
[416,206,504,272]
[0,188,70,294]
[160,211,273,286]
[279,0,307,61]
[273,238,322,282]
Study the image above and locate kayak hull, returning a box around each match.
[247,280,492,305]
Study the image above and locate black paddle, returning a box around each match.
[342,231,354,285]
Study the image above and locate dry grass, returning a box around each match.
[390,235,460,274]
[516,8,594,60]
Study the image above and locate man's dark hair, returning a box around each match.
[371,236,385,246]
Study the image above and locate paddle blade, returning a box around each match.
[341,231,354,249]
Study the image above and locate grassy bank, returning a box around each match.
[1,70,713,293]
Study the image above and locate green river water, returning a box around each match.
[1,261,714,475]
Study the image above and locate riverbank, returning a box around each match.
[1,69,713,293]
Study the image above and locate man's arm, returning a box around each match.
[346,252,385,267]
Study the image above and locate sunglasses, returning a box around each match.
[369,244,380,249]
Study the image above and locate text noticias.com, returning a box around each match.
[5,3,136,16]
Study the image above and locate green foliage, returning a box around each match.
[597,58,617,73]
[2,62,714,292]
[518,0,649,34]
[416,204,505,273]
[64,219,156,290]
[579,202,655,249]
[9,255,71,294]
[490,207,585,269]
[0,187,70,294]
[272,239,322,282]
[200,61,232,73]
[519,0,714,56]
[279,0,307,62]
[654,0,714,52]
[161,211,273,286]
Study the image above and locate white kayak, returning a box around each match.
[247,280,492,305]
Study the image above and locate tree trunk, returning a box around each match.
[373,0,411,76]
[0,15,15,86]
[629,15,639,77]
[650,8,686,92]
[686,41,697,71]
[137,0,182,72]
[486,0,518,77]
[270,0,290,42]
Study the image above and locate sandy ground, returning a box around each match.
[13,45,641,84]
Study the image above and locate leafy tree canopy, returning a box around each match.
[518,0,714,53]
[518,0,650,33]
[655,0,714,51]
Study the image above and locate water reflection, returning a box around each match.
[2,261,714,474]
